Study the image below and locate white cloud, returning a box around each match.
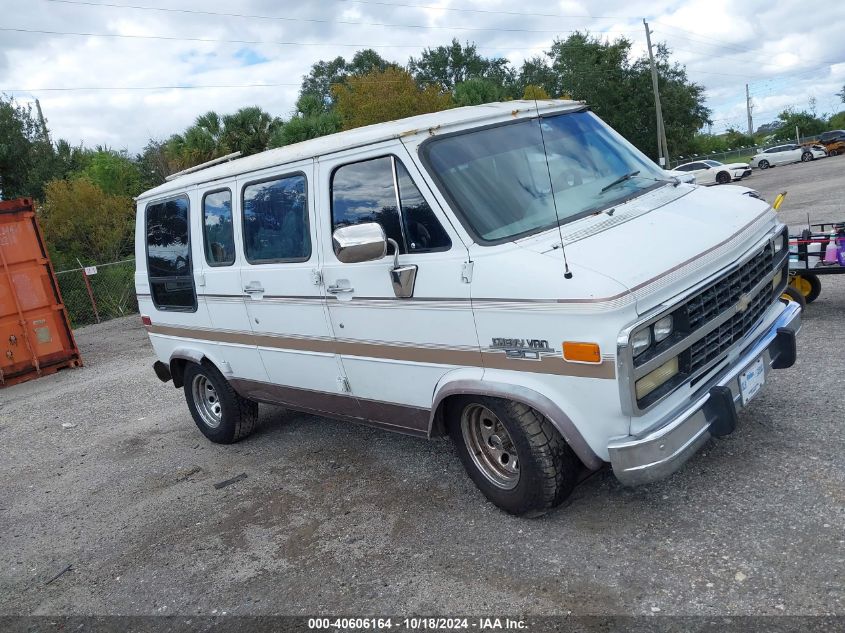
[1,0,843,152]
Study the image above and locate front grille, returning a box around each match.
[687,282,772,373]
[685,243,773,330]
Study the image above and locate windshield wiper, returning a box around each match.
[601,170,640,193]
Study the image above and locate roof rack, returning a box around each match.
[164,151,242,182]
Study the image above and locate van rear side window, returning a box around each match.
[242,174,311,263]
[202,189,235,266]
[145,195,196,311]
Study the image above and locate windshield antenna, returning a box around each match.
[532,96,573,279]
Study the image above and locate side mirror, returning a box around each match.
[332,222,387,263]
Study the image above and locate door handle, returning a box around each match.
[327,284,354,294]
[243,284,265,294]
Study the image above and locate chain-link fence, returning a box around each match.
[55,259,138,328]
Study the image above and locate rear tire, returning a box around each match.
[758,160,770,169]
[448,396,580,517]
[184,362,258,444]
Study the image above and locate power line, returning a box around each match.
[2,83,301,92]
[336,0,628,20]
[655,24,843,67]
[43,0,641,36]
[0,26,562,50]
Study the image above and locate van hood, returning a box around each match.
[517,183,777,314]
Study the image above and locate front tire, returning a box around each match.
[758,160,770,169]
[716,171,731,184]
[184,362,258,444]
[448,397,580,517]
[802,152,812,162]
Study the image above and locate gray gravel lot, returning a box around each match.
[1,157,843,617]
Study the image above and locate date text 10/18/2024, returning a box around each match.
[308,618,527,630]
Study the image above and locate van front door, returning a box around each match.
[317,146,479,435]
[237,164,358,417]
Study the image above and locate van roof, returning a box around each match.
[138,99,583,200]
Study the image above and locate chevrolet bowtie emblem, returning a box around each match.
[737,293,751,313]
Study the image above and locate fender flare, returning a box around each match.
[167,348,232,388]
[429,378,604,471]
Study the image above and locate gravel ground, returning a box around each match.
[1,157,843,617]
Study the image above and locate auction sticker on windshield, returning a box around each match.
[739,357,765,405]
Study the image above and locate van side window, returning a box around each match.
[331,156,450,255]
[146,195,196,311]
[202,189,235,266]
[242,174,311,263]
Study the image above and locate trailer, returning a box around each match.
[786,221,845,306]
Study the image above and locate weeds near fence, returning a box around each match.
[55,259,137,328]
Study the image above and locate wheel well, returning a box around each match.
[430,392,601,471]
[170,358,189,388]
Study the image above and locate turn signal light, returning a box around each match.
[563,341,601,363]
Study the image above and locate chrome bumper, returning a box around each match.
[608,300,802,486]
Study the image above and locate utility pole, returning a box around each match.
[644,19,669,166]
[796,125,800,145]
[745,84,754,136]
[34,99,50,143]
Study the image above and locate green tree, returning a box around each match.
[271,94,342,147]
[41,178,135,266]
[828,110,845,130]
[136,139,171,190]
[347,49,394,77]
[299,56,349,107]
[332,68,452,130]
[221,106,282,156]
[166,110,227,170]
[0,95,50,199]
[518,57,559,97]
[453,77,505,106]
[773,108,827,140]
[409,39,509,91]
[522,84,551,100]
[76,148,142,197]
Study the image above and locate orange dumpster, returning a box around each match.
[0,198,82,387]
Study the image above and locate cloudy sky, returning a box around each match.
[2,0,843,153]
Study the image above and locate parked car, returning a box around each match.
[135,101,800,517]
[750,144,807,169]
[751,143,813,169]
[818,130,845,156]
[670,159,752,185]
[805,144,828,160]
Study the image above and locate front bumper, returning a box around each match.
[607,300,801,486]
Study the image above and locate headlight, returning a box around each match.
[631,328,652,357]
[653,315,673,343]
[635,357,680,400]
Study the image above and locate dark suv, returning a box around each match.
[819,130,845,155]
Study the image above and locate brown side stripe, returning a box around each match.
[147,324,615,379]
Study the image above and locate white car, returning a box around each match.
[135,101,800,516]
[670,159,752,185]
[750,144,810,169]
[805,144,828,160]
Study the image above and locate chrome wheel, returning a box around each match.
[192,374,222,429]
[461,404,520,490]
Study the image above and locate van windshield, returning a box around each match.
[422,111,669,243]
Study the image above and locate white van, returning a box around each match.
[136,100,800,516]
